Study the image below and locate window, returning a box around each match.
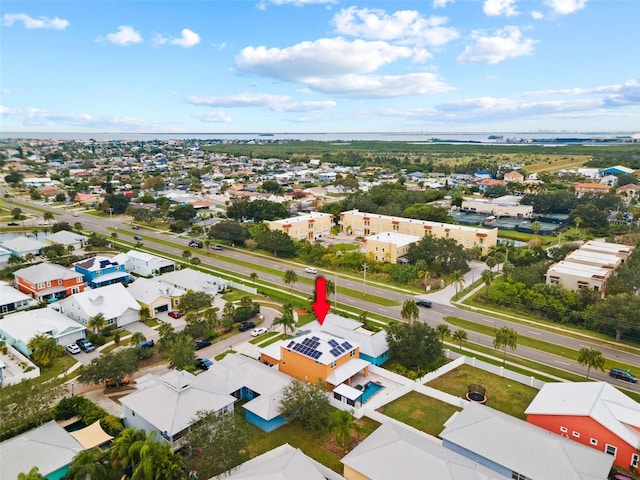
[572,431,580,438]
[560,426,568,433]
[605,444,617,457]
[632,453,639,468]
[46,281,51,287]
[511,472,526,480]
[590,438,598,446]
[58,279,62,285]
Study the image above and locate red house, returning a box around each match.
[525,382,640,474]
[14,263,86,302]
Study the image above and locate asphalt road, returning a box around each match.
[4,195,639,393]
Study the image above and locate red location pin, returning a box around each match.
[312,276,331,326]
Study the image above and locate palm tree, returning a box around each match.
[451,270,464,295]
[190,256,201,266]
[452,329,468,350]
[273,303,296,335]
[43,211,54,222]
[182,250,192,263]
[203,239,211,253]
[130,332,146,346]
[249,272,258,287]
[493,326,518,366]
[111,428,147,474]
[158,321,175,340]
[27,334,62,367]
[577,347,605,379]
[17,467,45,480]
[485,256,497,272]
[74,221,83,232]
[65,448,114,480]
[24,253,35,263]
[184,311,199,326]
[88,313,107,334]
[480,268,495,299]
[400,299,419,324]
[329,409,362,454]
[574,216,583,235]
[67,244,75,255]
[435,323,451,350]
[531,220,541,244]
[111,232,118,241]
[139,306,151,323]
[283,269,298,296]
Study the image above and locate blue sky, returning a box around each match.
[1,0,638,133]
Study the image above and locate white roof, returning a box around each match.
[126,249,175,267]
[264,330,360,367]
[365,231,420,247]
[126,277,185,305]
[157,268,227,293]
[60,283,140,320]
[120,370,236,437]
[564,250,621,268]
[217,443,345,480]
[580,240,634,256]
[441,403,613,480]
[269,212,333,226]
[1,236,46,254]
[0,420,83,480]
[342,421,507,480]
[524,382,640,449]
[14,263,80,284]
[333,383,363,401]
[46,230,88,245]
[0,307,86,343]
[326,358,370,386]
[308,313,388,359]
[547,261,612,278]
[0,284,33,306]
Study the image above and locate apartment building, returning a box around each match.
[546,261,611,292]
[461,197,533,219]
[579,240,634,262]
[572,182,610,197]
[266,212,334,241]
[363,232,420,263]
[339,209,497,255]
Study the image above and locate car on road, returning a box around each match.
[131,225,140,229]
[195,358,213,370]
[76,338,95,353]
[73,212,79,217]
[416,299,433,308]
[251,327,268,337]
[65,344,82,355]
[7,222,19,226]
[168,310,182,319]
[609,368,637,383]
[189,239,203,248]
[139,340,155,348]
[238,321,256,332]
[305,267,318,274]
[194,339,212,350]
[212,244,223,251]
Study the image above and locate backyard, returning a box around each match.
[377,391,460,436]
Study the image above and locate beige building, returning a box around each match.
[339,209,497,254]
[461,197,533,218]
[363,232,420,263]
[563,250,622,270]
[546,261,611,293]
[266,212,334,241]
[579,240,634,262]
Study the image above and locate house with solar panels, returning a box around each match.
[259,331,370,401]
[73,254,131,289]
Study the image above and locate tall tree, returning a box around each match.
[452,329,468,350]
[278,379,332,430]
[27,334,62,368]
[577,347,605,379]
[166,332,195,370]
[78,349,139,385]
[273,304,296,335]
[65,448,115,480]
[386,321,441,373]
[451,270,465,295]
[400,299,419,324]
[329,409,362,454]
[17,467,45,480]
[435,323,451,350]
[88,313,107,334]
[179,290,213,313]
[283,269,298,296]
[493,326,518,366]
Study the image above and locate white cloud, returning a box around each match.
[0,106,154,129]
[457,26,535,64]
[186,92,336,112]
[545,0,588,15]
[1,13,69,29]
[104,26,142,46]
[483,0,519,17]
[531,10,545,19]
[1,88,11,95]
[260,0,336,6]
[304,72,453,98]
[332,7,459,46]
[170,29,200,48]
[193,111,232,123]
[433,0,455,8]
[524,79,640,98]
[236,38,414,81]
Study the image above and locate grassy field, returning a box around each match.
[378,391,461,436]
[426,364,539,419]
[524,154,591,174]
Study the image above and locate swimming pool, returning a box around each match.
[356,381,384,403]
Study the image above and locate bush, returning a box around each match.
[100,414,124,436]
[87,332,107,346]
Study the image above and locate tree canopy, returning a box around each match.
[406,235,468,274]
[278,379,332,431]
[78,349,139,385]
[386,321,441,373]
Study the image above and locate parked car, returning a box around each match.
[212,244,223,251]
[168,310,182,319]
[305,267,318,274]
[189,239,203,248]
[65,344,81,355]
[251,327,268,337]
[609,368,637,383]
[416,299,433,308]
[131,225,140,229]
[139,340,155,348]
[195,358,213,370]
[106,375,133,388]
[194,339,212,350]
[7,221,19,226]
[238,321,256,332]
[76,338,95,353]
[134,235,143,240]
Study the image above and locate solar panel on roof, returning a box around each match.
[314,351,322,359]
[329,349,339,357]
[336,345,345,353]
[311,336,319,341]
[294,344,302,351]
[342,341,352,349]
[287,341,295,348]
[328,339,339,348]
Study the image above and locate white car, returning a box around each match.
[65,344,81,355]
[305,267,318,274]
[251,327,268,337]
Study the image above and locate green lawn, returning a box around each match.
[249,331,279,345]
[378,391,460,436]
[426,364,539,419]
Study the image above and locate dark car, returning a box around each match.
[195,358,213,370]
[134,235,143,240]
[189,239,203,248]
[416,299,433,308]
[609,368,637,383]
[76,338,95,353]
[194,339,212,350]
[168,310,182,319]
[7,222,19,226]
[238,321,256,332]
[139,340,155,348]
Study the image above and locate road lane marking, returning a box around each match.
[528,330,541,335]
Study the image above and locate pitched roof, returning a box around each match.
[125,277,185,305]
[60,283,140,319]
[0,420,83,479]
[14,263,80,283]
[156,268,227,293]
[342,421,507,480]
[524,382,640,448]
[0,284,34,306]
[0,307,86,343]
[46,230,88,245]
[441,403,613,480]
[308,314,388,360]
[1,236,46,253]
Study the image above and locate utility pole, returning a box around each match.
[108,208,114,229]
[334,271,338,312]
[362,262,368,296]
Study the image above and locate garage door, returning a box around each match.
[154,304,169,313]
